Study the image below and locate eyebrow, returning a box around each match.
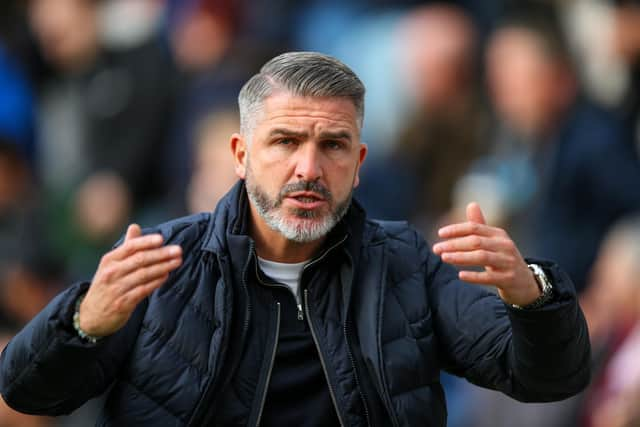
[267,129,309,139]
[318,130,353,141]
[267,128,353,141]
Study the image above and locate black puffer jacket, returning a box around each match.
[0,181,591,426]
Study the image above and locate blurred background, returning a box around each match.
[1,0,640,425]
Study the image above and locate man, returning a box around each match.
[0,52,590,426]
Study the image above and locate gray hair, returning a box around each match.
[238,51,365,138]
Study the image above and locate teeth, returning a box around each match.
[296,196,317,203]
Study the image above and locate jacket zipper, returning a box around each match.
[295,234,348,321]
[305,289,346,427]
[253,258,301,319]
[254,302,280,427]
[344,319,372,427]
[303,235,348,272]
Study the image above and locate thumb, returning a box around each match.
[124,223,142,241]
[466,202,487,225]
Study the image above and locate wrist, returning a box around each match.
[73,294,102,344]
[511,264,554,310]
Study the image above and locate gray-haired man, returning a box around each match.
[0,52,590,426]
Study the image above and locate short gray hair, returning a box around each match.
[238,51,365,138]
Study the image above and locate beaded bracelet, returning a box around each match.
[73,293,102,344]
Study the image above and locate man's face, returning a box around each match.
[28,0,99,71]
[486,28,561,135]
[232,93,367,243]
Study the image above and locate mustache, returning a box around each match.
[277,181,333,204]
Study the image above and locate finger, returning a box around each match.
[458,269,513,286]
[433,235,509,255]
[108,233,165,261]
[440,250,513,269]
[116,245,182,278]
[438,221,502,239]
[125,224,142,241]
[120,275,168,311]
[466,202,486,225]
[118,257,182,291]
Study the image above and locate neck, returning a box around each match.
[248,204,325,263]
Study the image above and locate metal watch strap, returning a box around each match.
[511,263,554,310]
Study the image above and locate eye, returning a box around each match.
[323,140,345,151]
[276,138,296,146]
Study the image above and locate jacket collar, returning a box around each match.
[200,179,367,265]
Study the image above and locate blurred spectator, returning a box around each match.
[0,45,36,166]
[166,0,240,74]
[610,1,640,159]
[0,253,65,330]
[314,9,411,161]
[27,0,176,278]
[163,0,267,215]
[561,0,630,108]
[100,0,164,50]
[456,2,640,292]
[0,139,43,329]
[398,4,488,229]
[580,215,640,427]
[0,140,32,214]
[356,4,490,238]
[186,109,240,214]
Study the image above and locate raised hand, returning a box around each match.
[78,224,183,337]
[432,202,541,307]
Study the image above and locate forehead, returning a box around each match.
[256,92,360,133]
[489,28,551,62]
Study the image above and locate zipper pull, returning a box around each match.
[297,303,304,321]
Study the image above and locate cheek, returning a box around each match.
[325,162,359,196]
[249,156,289,193]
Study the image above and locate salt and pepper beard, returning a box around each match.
[244,158,352,243]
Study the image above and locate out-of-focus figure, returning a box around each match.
[456,2,640,293]
[0,44,35,167]
[27,0,175,278]
[580,215,640,427]
[356,4,490,236]
[185,109,239,214]
[0,253,65,329]
[397,4,489,233]
[0,138,43,330]
[163,0,264,215]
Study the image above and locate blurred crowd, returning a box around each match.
[1,0,640,426]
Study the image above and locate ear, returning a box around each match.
[230,133,248,179]
[353,143,368,188]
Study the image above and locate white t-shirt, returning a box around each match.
[257,257,308,302]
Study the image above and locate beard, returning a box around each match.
[244,160,352,243]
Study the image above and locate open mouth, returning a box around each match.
[285,191,327,209]
[295,197,317,202]
[288,191,325,202]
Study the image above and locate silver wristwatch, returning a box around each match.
[511,263,554,310]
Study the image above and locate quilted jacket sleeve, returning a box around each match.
[425,239,591,402]
[0,281,145,415]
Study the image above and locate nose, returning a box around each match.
[294,143,323,182]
